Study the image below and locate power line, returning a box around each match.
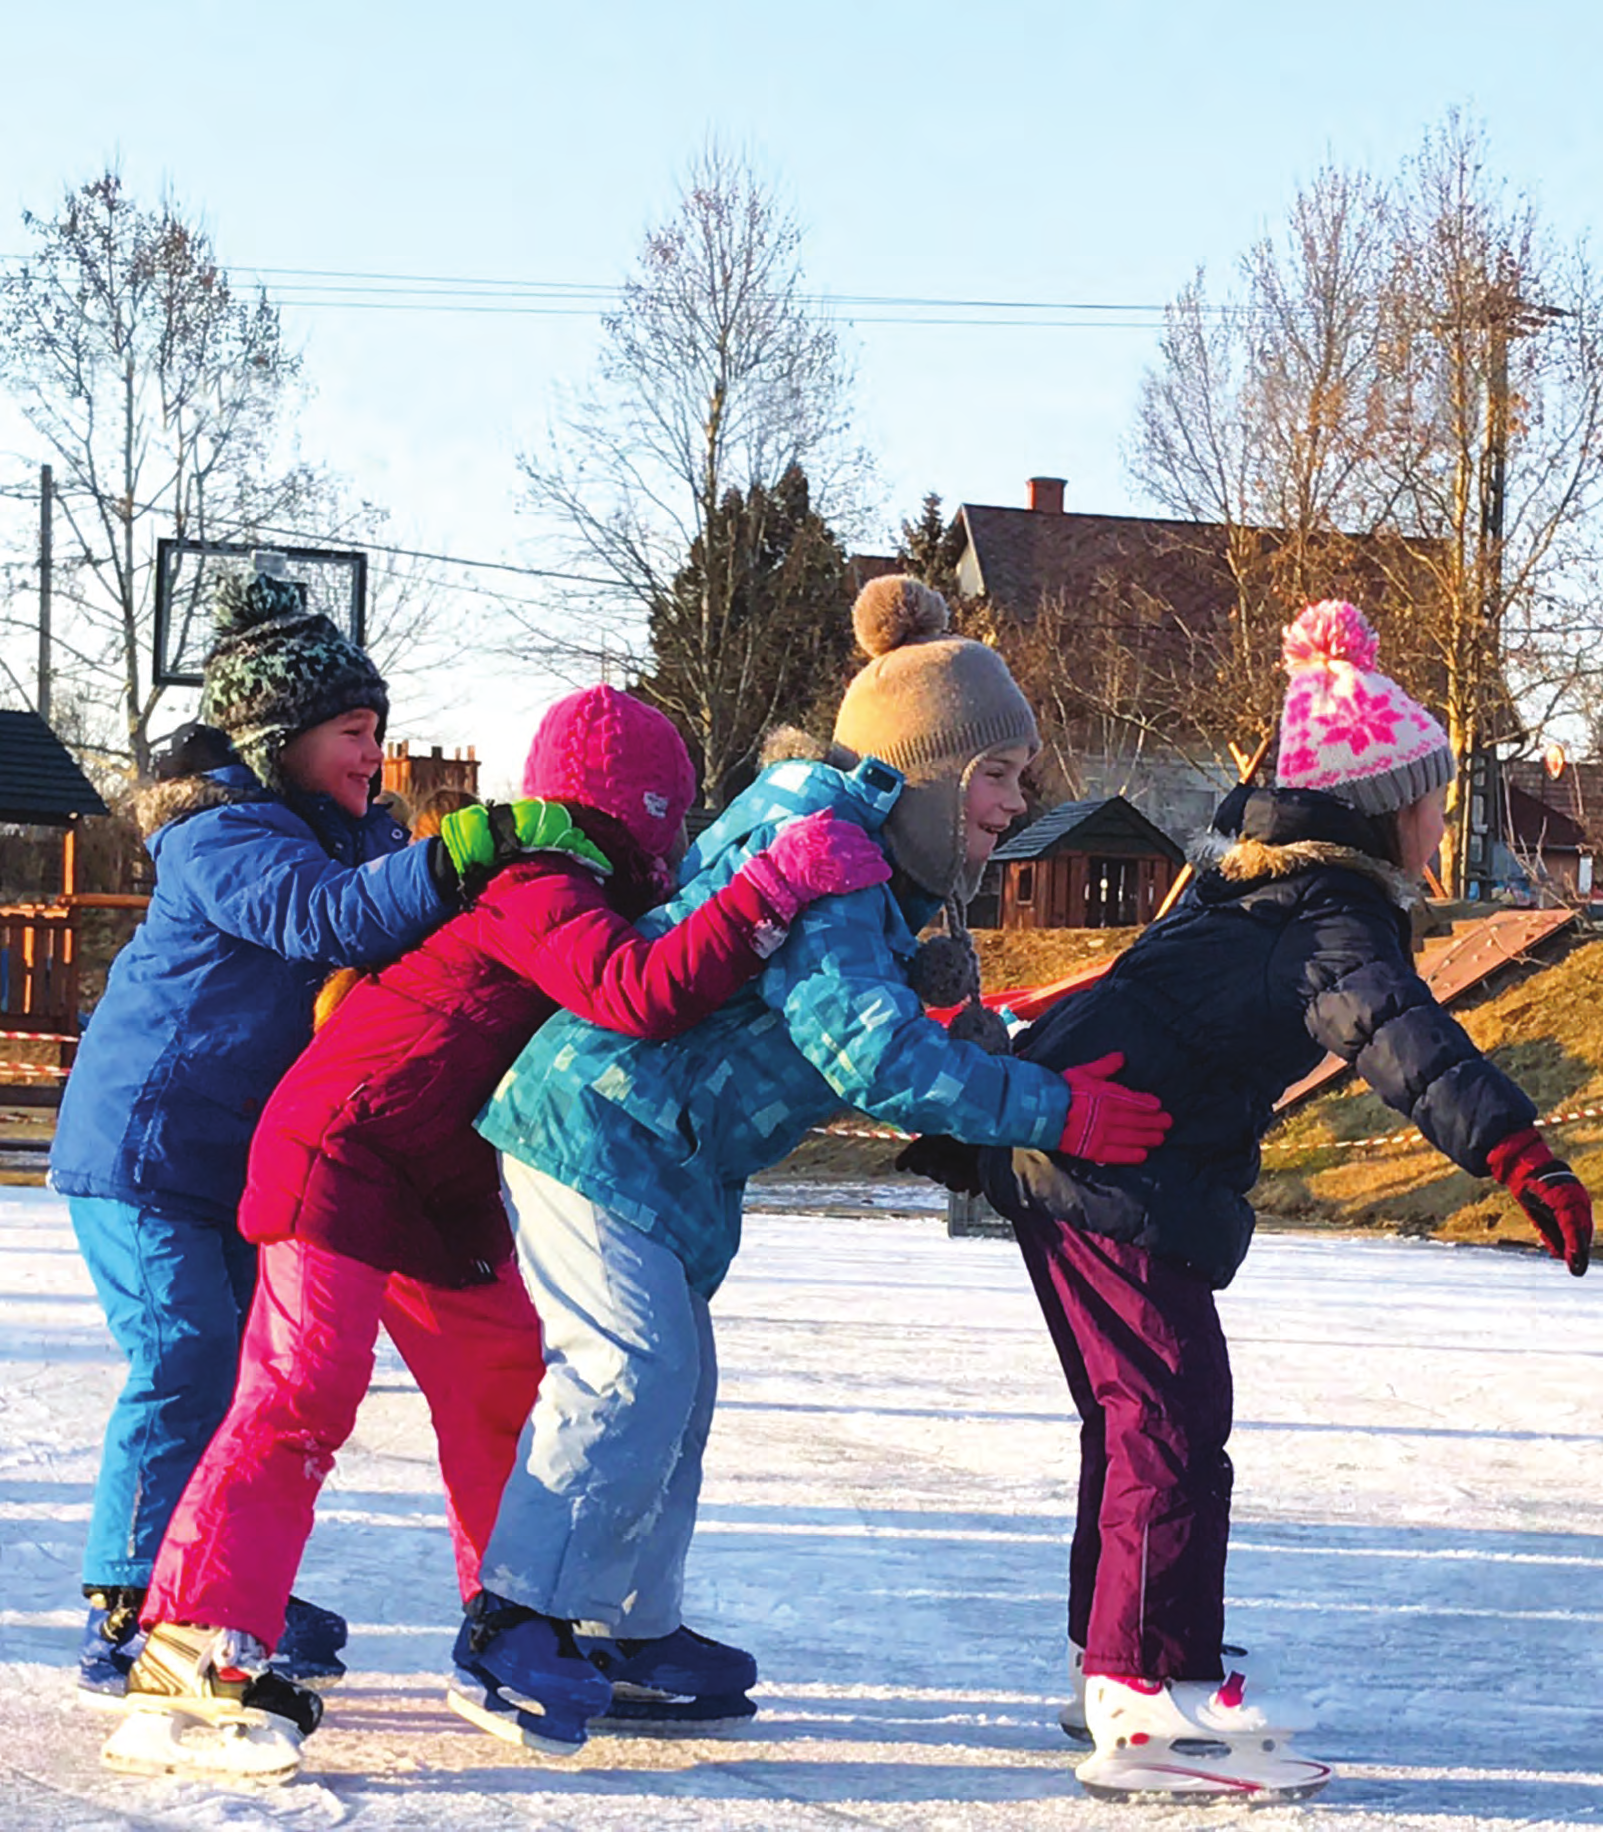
[0,252,1189,326]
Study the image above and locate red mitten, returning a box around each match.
[739,810,891,923]
[1487,1127,1592,1276]
[1058,1052,1172,1166]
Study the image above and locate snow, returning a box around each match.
[1,1184,1600,1829]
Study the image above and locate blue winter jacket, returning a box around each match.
[977,787,1537,1287]
[476,756,1072,1295]
[50,764,448,1224]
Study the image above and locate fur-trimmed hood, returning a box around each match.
[1189,825,1419,911]
[132,769,270,840]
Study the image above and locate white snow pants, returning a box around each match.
[480,1158,717,1638]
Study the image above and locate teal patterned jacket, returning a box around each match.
[475,756,1071,1295]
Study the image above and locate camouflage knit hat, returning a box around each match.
[199,572,388,791]
[831,575,1038,900]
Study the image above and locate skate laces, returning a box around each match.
[466,1592,586,1663]
[87,1586,146,1644]
[207,1627,271,1682]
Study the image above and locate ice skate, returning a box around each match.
[275,1593,348,1688]
[579,1625,758,1731]
[446,1591,614,1756]
[78,1588,345,1706]
[100,1623,322,1782]
[77,1586,147,1710]
[1075,1670,1332,1804]
[1058,1642,1250,1744]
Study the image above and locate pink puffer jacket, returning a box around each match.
[239,849,779,1287]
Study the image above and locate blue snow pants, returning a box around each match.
[69,1197,258,1587]
[481,1159,716,1638]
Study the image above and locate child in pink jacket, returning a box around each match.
[109,686,888,1780]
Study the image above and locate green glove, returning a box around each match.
[435,799,611,895]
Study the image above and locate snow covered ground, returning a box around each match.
[1,1184,1600,1830]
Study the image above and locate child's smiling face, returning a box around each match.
[964,746,1031,872]
[278,708,384,817]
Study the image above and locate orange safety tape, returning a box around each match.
[817,1105,1603,1154]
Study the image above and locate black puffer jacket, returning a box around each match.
[978,788,1535,1287]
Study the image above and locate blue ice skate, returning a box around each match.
[78,1590,346,1706]
[579,1625,759,1729]
[446,1591,613,1756]
[79,1588,148,1706]
[274,1594,349,1686]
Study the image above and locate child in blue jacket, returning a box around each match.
[51,570,534,1702]
[451,576,1171,1754]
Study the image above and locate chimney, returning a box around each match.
[1027,476,1066,515]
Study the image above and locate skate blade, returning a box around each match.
[445,1679,589,1759]
[1077,1746,1333,1804]
[1057,1703,1092,1745]
[592,1689,757,1734]
[101,1703,302,1781]
[76,1684,134,1715]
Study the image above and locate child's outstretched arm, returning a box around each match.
[169,804,448,964]
[472,809,890,1042]
[764,902,1168,1159]
[1304,917,1589,1274]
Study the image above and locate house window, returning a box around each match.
[1015,864,1035,905]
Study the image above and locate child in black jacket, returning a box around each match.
[907,601,1591,1803]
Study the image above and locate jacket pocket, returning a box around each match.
[133,1051,273,1209]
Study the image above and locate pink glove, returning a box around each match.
[1058,1052,1172,1166]
[739,810,892,923]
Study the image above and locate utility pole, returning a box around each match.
[37,463,52,724]
[1452,259,1568,897]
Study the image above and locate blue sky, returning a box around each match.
[3,0,1600,783]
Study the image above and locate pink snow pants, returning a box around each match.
[142,1239,543,1653]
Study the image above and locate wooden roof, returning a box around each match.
[991,795,1184,865]
[1505,780,1588,852]
[1505,758,1603,844]
[0,709,108,825]
[958,505,1232,623]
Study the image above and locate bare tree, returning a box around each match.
[514,143,867,804]
[1372,116,1603,884]
[0,172,315,775]
[1132,165,1414,741]
[1131,117,1603,888]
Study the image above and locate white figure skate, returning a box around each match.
[101,1623,320,1782]
[1058,1642,1252,1743]
[1076,1670,1333,1803]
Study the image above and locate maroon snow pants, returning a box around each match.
[1012,1216,1233,1682]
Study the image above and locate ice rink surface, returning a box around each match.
[1,1185,1599,1829]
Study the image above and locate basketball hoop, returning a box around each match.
[153,538,367,687]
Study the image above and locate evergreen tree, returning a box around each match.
[632,464,855,805]
[895,492,965,599]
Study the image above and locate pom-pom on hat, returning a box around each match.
[831,575,1037,899]
[200,571,388,792]
[522,685,697,860]
[1275,600,1454,816]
